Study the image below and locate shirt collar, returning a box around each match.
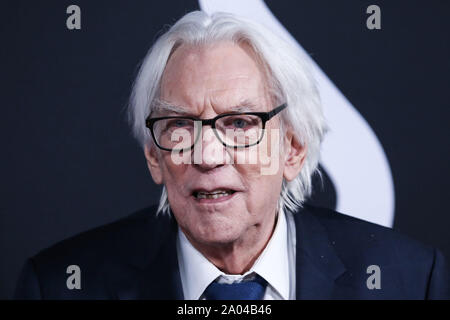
[176,208,290,300]
[177,228,223,300]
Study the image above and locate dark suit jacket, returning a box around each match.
[14,204,450,299]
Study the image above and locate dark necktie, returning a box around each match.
[203,274,268,300]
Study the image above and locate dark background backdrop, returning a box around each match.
[1,0,449,299]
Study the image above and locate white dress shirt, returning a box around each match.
[176,208,297,300]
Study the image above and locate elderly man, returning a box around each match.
[15,11,449,300]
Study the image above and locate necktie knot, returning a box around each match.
[203,274,268,300]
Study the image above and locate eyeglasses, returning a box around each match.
[145,103,287,152]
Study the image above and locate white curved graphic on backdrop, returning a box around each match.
[199,0,395,227]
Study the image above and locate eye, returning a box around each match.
[167,119,192,129]
[176,119,189,127]
[221,115,260,130]
[232,118,248,129]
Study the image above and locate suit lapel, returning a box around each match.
[109,204,347,300]
[293,206,347,299]
[109,209,184,300]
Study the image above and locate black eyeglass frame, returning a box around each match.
[145,103,287,151]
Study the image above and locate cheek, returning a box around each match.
[233,157,284,211]
[250,168,284,197]
[160,155,190,193]
[231,132,284,180]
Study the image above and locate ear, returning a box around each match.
[144,144,164,185]
[283,130,307,182]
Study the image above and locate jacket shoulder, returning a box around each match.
[302,204,434,263]
[295,205,450,299]
[33,205,162,263]
[16,205,172,299]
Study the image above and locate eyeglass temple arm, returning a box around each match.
[267,103,287,120]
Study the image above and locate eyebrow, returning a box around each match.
[151,98,260,117]
[151,99,191,116]
[228,99,259,113]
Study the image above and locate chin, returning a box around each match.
[193,222,244,246]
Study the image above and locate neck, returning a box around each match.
[184,213,278,275]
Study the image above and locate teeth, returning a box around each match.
[195,190,233,199]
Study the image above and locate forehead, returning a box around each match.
[160,42,270,113]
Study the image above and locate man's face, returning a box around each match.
[145,42,304,248]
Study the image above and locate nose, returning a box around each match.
[195,127,231,170]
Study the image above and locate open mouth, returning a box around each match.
[192,189,237,200]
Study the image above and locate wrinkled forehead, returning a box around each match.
[151,98,264,117]
[158,42,273,115]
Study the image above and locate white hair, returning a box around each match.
[128,11,327,215]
